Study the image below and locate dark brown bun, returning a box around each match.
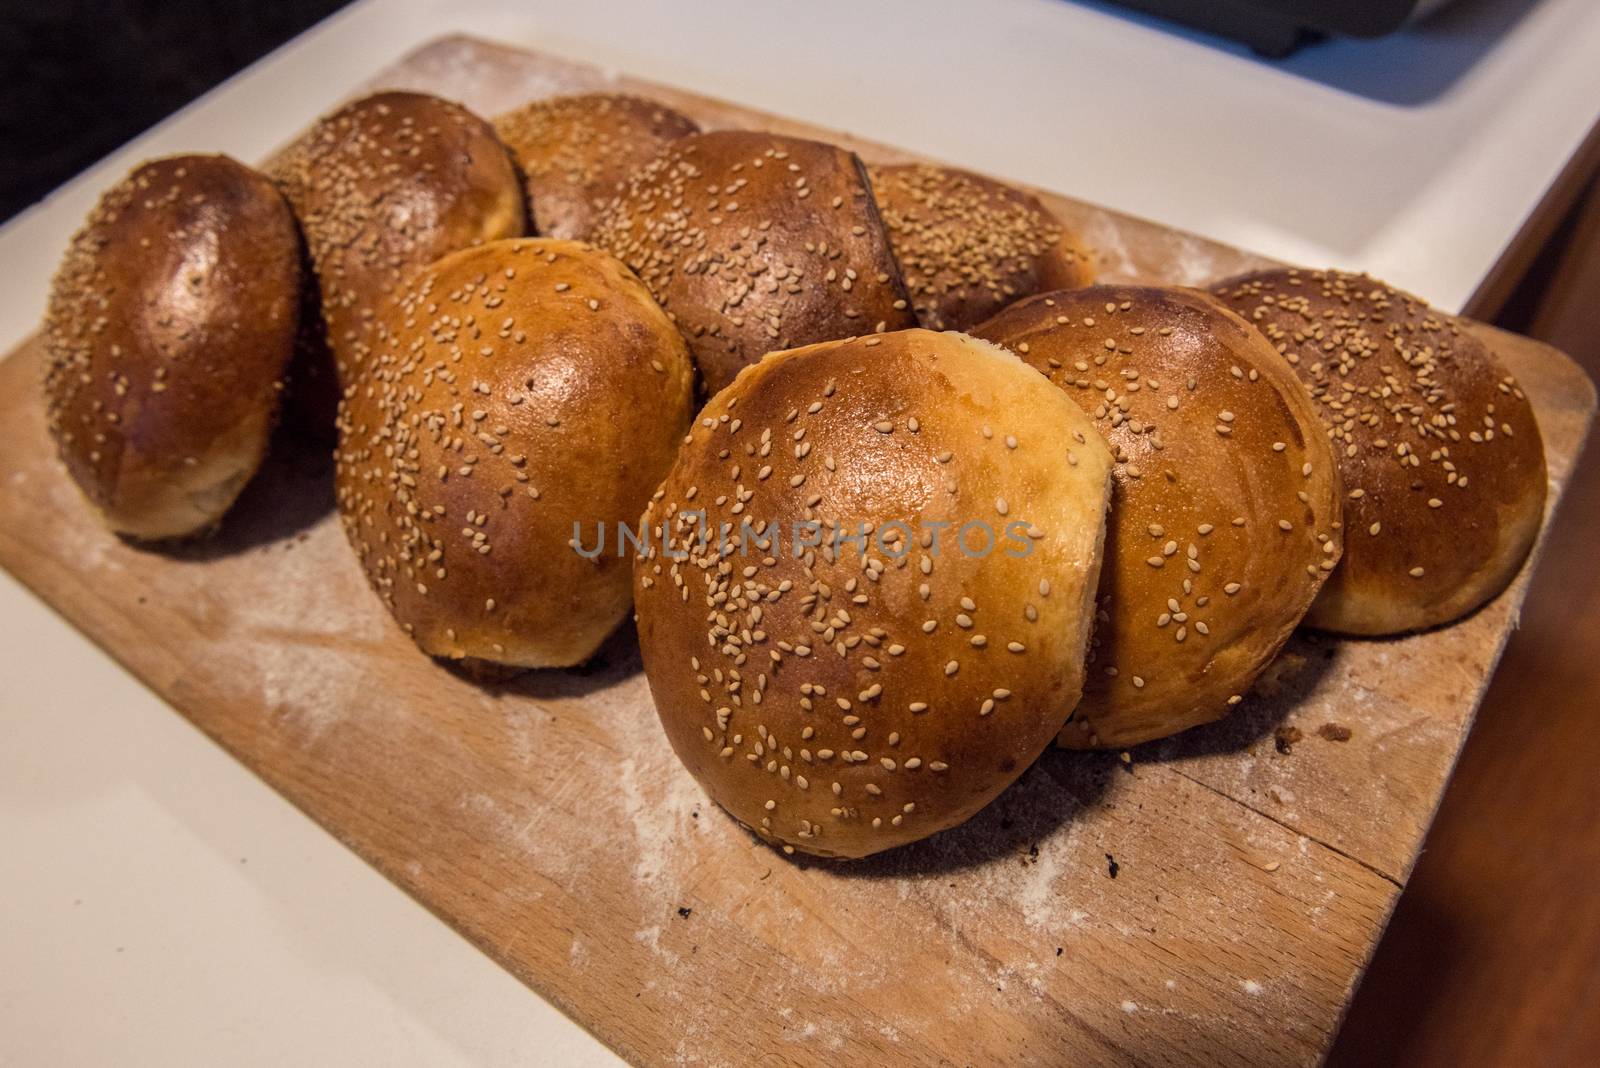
[271,91,525,385]
[633,329,1113,857]
[493,93,699,241]
[44,154,302,539]
[975,287,1343,749]
[590,130,916,395]
[1211,268,1547,635]
[335,238,694,668]
[869,163,1095,331]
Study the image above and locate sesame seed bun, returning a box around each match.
[493,93,699,241]
[869,163,1095,331]
[632,329,1114,858]
[1211,268,1547,635]
[44,154,302,540]
[335,238,694,669]
[271,91,526,387]
[974,287,1343,749]
[590,130,916,396]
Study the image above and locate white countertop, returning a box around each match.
[4,1,1598,1063]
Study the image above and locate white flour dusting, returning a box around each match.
[615,753,709,892]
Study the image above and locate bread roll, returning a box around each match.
[975,287,1342,749]
[335,238,694,668]
[44,154,302,539]
[1211,268,1547,634]
[494,93,699,241]
[633,329,1114,858]
[271,91,525,384]
[591,130,915,395]
[870,163,1094,331]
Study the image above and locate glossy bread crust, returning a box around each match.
[633,329,1113,857]
[44,154,303,539]
[591,130,916,395]
[335,238,695,669]
[1211,268,1547,635]
[870,163,1094,331]
[271,91,526,384]
[494,93,699,241]
[976,286,1343,749]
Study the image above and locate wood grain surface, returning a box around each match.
[1331,179,1600,1066]
[0,36,1593,1068]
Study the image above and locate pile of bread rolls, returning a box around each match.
[42,83,1548,859]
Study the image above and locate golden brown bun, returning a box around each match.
[975,287,1343,749]
[590,130,916,395]
[44,154,302,540]
[335,239,694,668]
[1211,268,1547,635]
[493,93,699,241]
[869,163,1095,331]
[633,329,1113,858]
[271,91,525,385]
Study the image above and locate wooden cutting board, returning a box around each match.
[2,35,1593,1068]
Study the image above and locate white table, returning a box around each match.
[4,1,1598,1063]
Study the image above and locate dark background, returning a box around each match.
[0,0,350,223]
